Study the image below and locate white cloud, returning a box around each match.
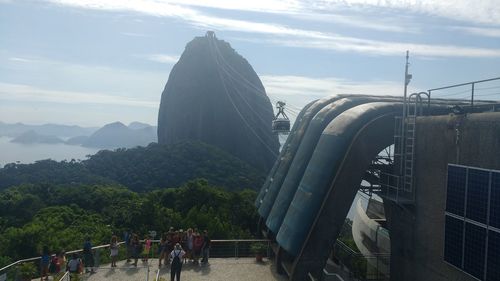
[120,32,151,37]
[453,26,500,38]
[0,82,158,108]
[145,54,180,64]
[261,36,500,58]
[260,75,419,114]
[307,0,500,26]
[44,0,500,58]
[9,57,37,63]
[4,55,167,99]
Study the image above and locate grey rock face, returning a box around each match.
[157,33,279,172]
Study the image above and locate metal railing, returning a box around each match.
[0,239,271,281]
[428,76,500,108]
[331,240,390,281]
[59,271,70,281]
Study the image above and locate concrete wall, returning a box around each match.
[387,112,500,281]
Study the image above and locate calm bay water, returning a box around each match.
[0,136,100,167]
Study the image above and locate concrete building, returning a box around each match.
[387,112,500,281]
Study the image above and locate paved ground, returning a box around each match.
[78,258,287,281]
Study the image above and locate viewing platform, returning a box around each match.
[73,258,286,281]
[1,240,288,281]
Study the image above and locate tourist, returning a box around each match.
[49,252,58,274]
[170,243,186,281]
[67,253,82,274]
[83,236,95,273]
[166,228,174,263]
[192,230,203,264]
[40,246,50,281]
[201,230,211,265]
[110,235,119,267]
[56,250,66,273]
[186,228,194,262]
[142,235,152,262]
[159,233,168,267]
[131,234,141,267]
[124,230,132,263]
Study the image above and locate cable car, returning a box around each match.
[272,101,290,134]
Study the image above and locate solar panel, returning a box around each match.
[463,222,486,280]
[466,168,490,224]
[491,172,500,229]
[447,165,467,216]
[444,215,464,268]
[445,165,500,280]
[487,230,500,281]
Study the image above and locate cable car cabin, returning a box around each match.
[272,101,290,134]
[272,118,290,133]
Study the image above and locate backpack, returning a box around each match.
[171,251,181,269]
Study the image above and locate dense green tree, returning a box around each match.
[0,141,265,192]
[0,180,258,263]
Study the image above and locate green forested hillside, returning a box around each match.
[0,141,265,191]
[0,180,258,266]
[0,141,265,267]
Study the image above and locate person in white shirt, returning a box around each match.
[170,243,186,281]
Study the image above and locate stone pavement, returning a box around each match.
[79,258,287,281]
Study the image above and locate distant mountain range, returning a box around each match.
[0,121,97,138]
[2,121,157,149]
[82,121,156,149]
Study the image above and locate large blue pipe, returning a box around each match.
[265,96,400,234]
[276,102,401,255]
[257,95,346,218]
[255,99,317,208]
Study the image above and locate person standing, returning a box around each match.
[40,246,50,281]
[124,230,132,263]
[170,243,185,281]
[192,230,203,264]
[83,237,95,273]
[110,235,119,267]
[66,253,82,274]
[142,235,152,262]
[201,230,211,265]
[56,250,66,273]
[131,234,143,267]
[159,233,167,267]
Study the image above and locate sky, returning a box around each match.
[1,0,500,127]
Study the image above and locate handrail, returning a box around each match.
[427,76,500,109]
[0,239,271,274]
[59,271,70,281]
[155,268,161,281]
[0,241,126,273]
[427,77,500,92]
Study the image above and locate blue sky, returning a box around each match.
[1,0,499,126]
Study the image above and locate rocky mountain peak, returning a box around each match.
[157,32,279,172]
